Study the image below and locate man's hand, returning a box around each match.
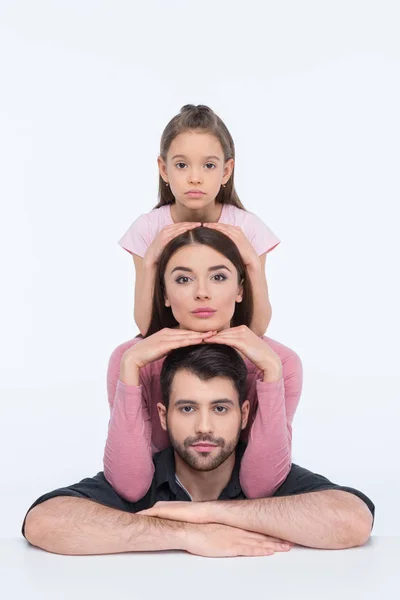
[139,502,292,557]
[206,325,282,382]
[184,522,292,558]
[120,328,216,385]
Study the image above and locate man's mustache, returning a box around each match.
[184,436,225,448]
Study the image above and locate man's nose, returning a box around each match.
[195,410,213,434]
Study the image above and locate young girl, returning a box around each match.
[119,104,280,337]
[104,227,302,502]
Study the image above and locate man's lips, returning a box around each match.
[191,443,218,452]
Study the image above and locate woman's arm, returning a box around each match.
[240,346,303,498]
[247,253,271,336]
[133,254,156,336]
[103,342,154,501]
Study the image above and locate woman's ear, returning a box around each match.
[157,402,167,431]
[236,279,243,303]
[165,296,171,307]
[157,155,168,183]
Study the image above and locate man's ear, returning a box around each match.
[241,400,250,430]
[157,402,168,431]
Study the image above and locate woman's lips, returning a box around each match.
[191,309,216,319]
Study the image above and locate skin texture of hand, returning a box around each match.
[206,325,283,381]
[183,522,292,557]
[120,328,217,384]
[203,222,260,269]
[143,222,201,267]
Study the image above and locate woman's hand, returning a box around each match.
[120,328,216,385]
[206,325,282,382]
[144,222,201,267]
[203,223,260,269]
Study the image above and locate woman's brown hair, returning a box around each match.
[145,227,253,337]
[155,104,245,210]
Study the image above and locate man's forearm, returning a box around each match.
[204,491,373,549]
[25,497,188,556]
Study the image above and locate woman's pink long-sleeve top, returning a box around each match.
[103,336,303,501]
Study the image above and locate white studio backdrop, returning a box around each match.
[0,1,399,538]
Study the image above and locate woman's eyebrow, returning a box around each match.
[171,154,221,162]
[170,265,232,275]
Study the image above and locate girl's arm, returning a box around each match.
[133,254,156,336]
[247,253,271,336]
[239,347,303,499]
[103,342,154,502]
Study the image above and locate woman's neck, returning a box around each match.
[170,201,223,224]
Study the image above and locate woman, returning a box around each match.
[104,227,302,501]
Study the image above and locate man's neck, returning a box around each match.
[174,452,236,502]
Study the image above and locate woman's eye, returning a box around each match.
[212,274,227,282]
[214,406,228,414]
[176,276,191,284]
[176,162,186,169]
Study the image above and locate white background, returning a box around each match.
[0,0,399,538]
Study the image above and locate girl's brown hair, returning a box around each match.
[155,104,245,210]
[145,227,253,337]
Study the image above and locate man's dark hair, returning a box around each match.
[160,344,247,409]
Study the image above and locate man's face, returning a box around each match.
[157,370,249,472]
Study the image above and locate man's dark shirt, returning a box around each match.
[22,443,375,537]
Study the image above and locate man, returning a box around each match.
[23,344,374,557]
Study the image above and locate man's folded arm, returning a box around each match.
[24,496,188,556]
[203,488,373,550]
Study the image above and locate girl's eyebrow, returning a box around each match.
[171,154,221,162]
[170,265,232,275]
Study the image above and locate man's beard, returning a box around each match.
[167,421,242,472]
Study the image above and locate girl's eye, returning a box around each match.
[176,162,186,169]
[180,406,194,414]
[205,163,216,169]
[176,276,191,284]
[212,274,227,282]
[214,406,228,414]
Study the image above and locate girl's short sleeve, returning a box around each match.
[118,214,152,258]
[244,211,281,256]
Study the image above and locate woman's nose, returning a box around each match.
[194,281,211,300]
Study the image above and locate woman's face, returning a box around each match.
[164,244,243,332]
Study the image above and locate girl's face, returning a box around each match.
[158,131,233,209]
[164,243,243,332]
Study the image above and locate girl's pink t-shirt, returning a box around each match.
[118,204,280,257]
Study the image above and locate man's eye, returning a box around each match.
[180,406,194,413]
[214,406,228,414]
[212,274,227,282]
[176,162,186,169]
[176,276,190,284]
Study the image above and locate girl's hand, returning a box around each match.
[144,222,201,267]
[206,326,282,382]
[120,328,217,384]
[203,223,259,269]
